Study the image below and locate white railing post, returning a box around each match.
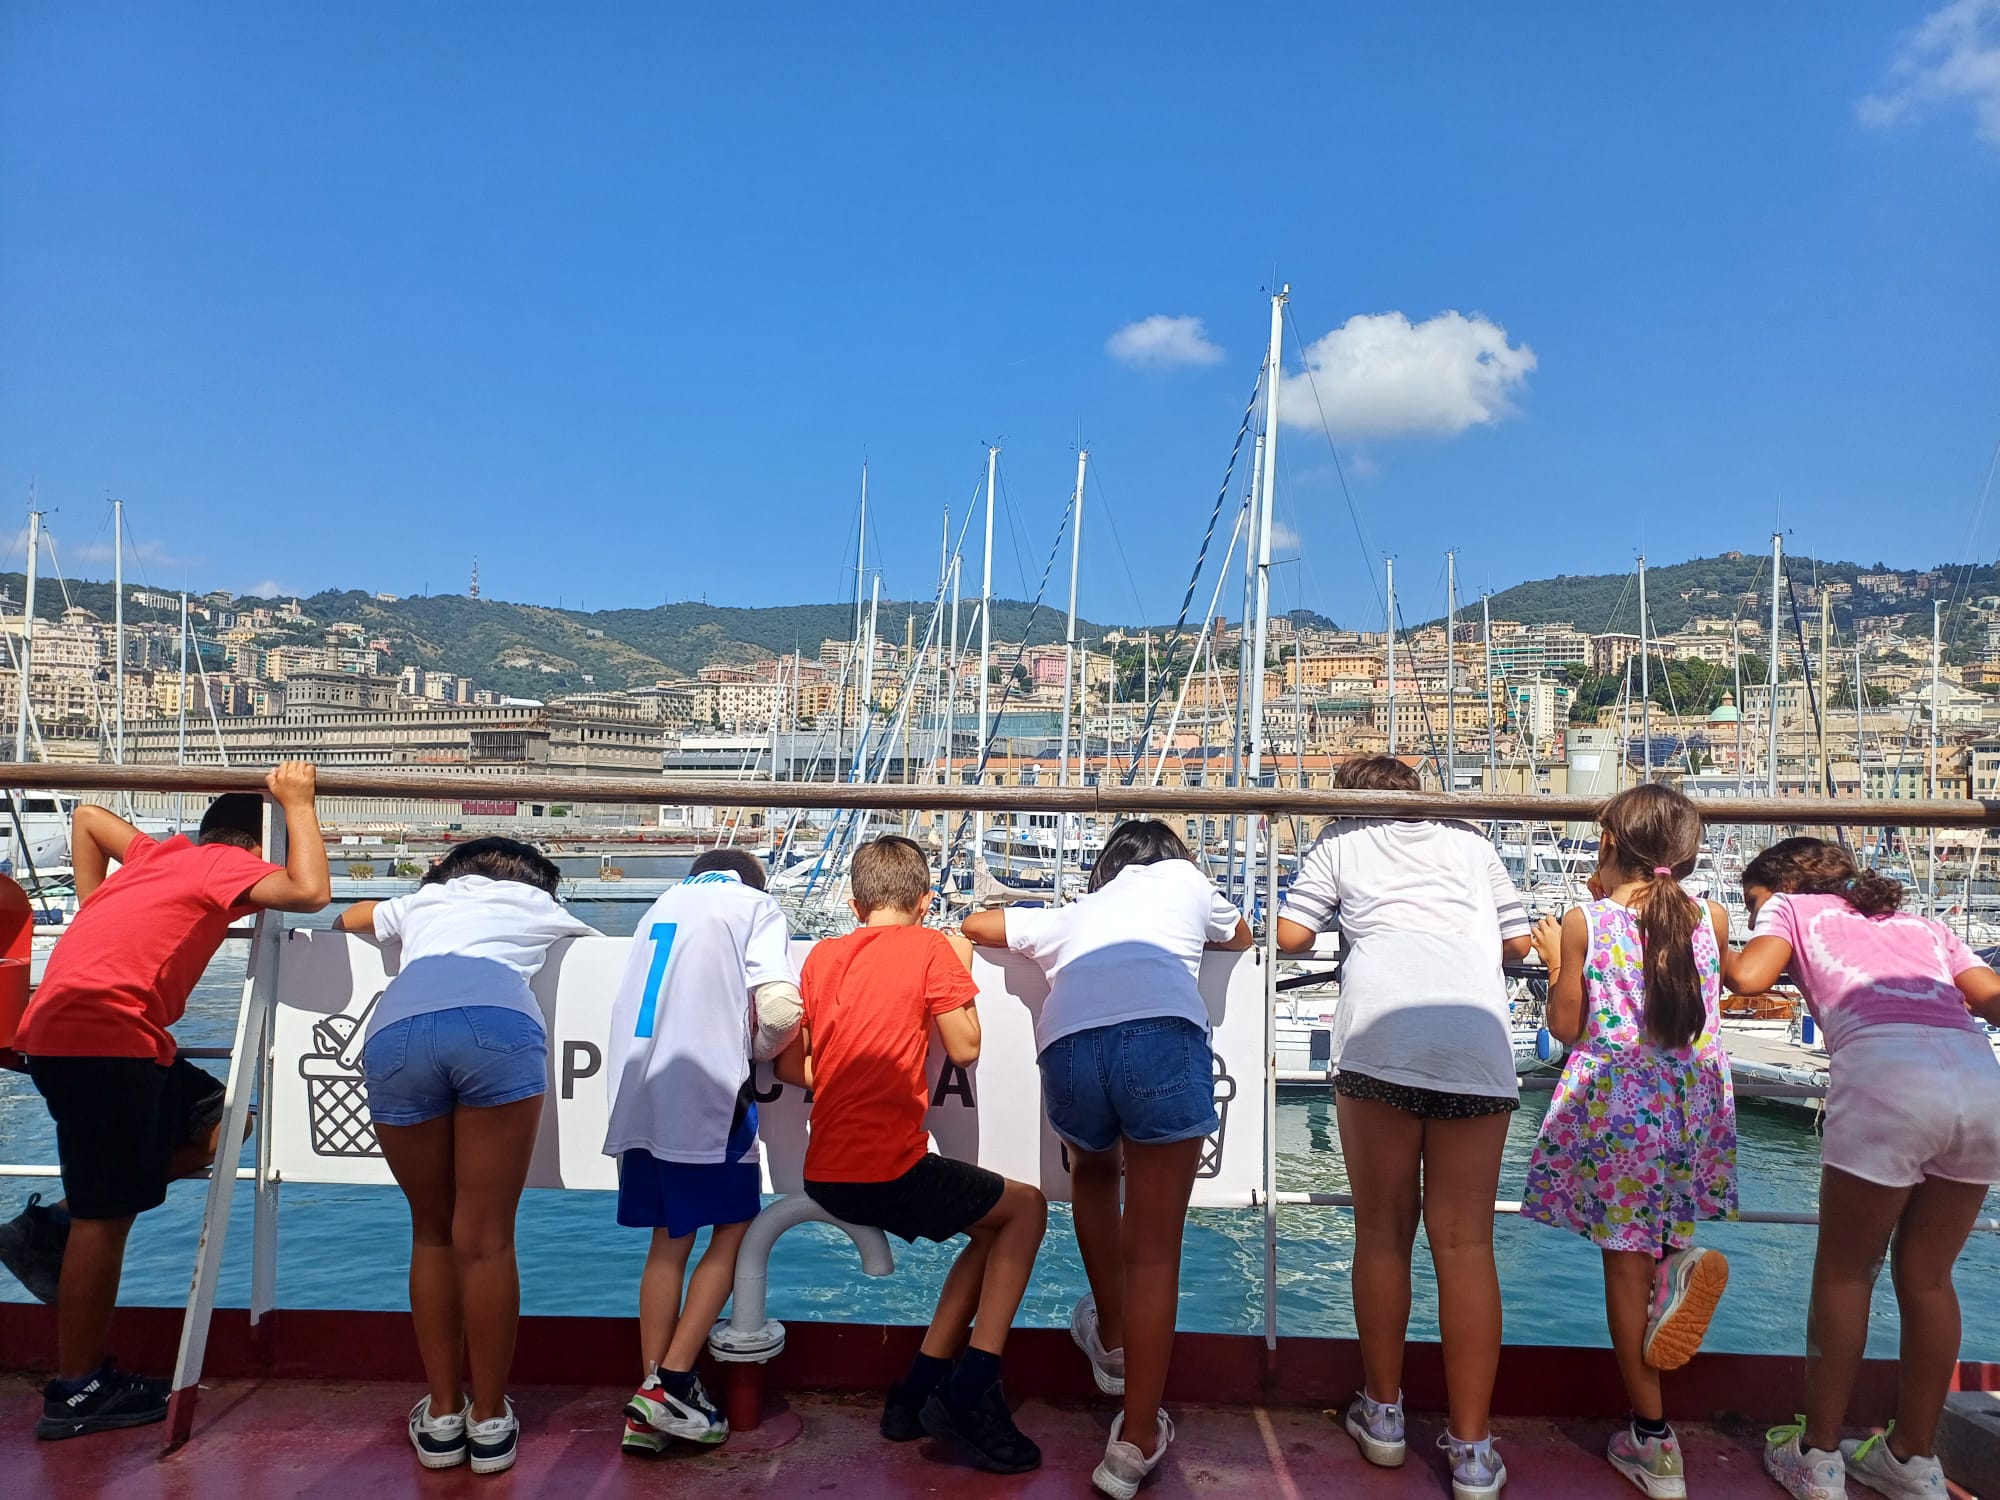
[165,800,287,1450]
[249,810,288,1325]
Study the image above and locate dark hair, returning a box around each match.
[1598,784,1706,1048]
[422,836,562,895]
[849,835,931,915]
[1743,836,1903,918]
[1088,819,1195,894]
[1333,755,1423,793]
[690,847,768,890]
[198,793,265,853]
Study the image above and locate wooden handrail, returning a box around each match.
[0,762,1992,828]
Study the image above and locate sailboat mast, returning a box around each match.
[1767,532,1783,799]
[855,463,868,661]
[1483,593,1497,791]
[1385,557,1397,756]
[113,499,125,766]
[1245,284,1286,900]
[946,554,961,793]
[977,445,997,852]
[1818,587,1833,797]
[177,590,189,828]
[1931,600,1942,908]
[1055,449,1088,900]
[1733,621,1744,796]
[1445,549,1457,788]
[14,508,40,765]
[1638,554,1651,782]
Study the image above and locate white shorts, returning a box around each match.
[1822,1024,2000,1189]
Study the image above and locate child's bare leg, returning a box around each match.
[55,1215,134,1380]
[1802,1167,1908,1452]
[1068,1144,1126,1349]
[964,1180,1048,1356]
[1884,1176,1988,1459]
[1118,1137,1202,1456]
[640,1229,695,1374]
[664,1221,750,1373]
[1336,1094,1423,1408]
[449,1095,542,1423]
[1603,1250,1663,1422]
[1421,1113,1511,1443]
[375,1114,464,1417]
[920,1227,996,1361]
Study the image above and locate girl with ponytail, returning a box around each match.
[1522,784,1739,1497]
[1729,838,2000,1499]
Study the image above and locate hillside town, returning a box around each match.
[0,566,1989,840]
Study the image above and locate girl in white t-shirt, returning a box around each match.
[1275,756,1533,1500]
[336,838,597,1476]
[963,820,1250,1500]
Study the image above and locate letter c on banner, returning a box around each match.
[562,1040,601,1100]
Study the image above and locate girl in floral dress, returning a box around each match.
[1524,784,1738,1499]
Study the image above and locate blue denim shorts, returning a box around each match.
[1038,1018,1220,1153]
[362,1006,548,1128]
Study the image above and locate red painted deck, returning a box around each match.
[2,1374,1806,1499]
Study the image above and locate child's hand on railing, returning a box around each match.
[1531,914,1564,976]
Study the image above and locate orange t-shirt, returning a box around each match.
[799,924,978,1184]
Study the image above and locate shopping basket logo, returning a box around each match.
[299,991,385,1160]
[1056,1049,1237,1180]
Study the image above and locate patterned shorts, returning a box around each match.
[1331,1069,1519,1119]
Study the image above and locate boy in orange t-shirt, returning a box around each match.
[777,836,1047,1475]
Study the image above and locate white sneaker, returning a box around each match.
[1765,1422,1847,1499]
[1092,1410,1173,1500]
[1840,1431,1947,1498]
[468,1396,520,1475]
[1439,1432,1507,1499]
[1342,1389,1406,1467]
[1070,1293,1126,1395]
[408,1394,469,1469]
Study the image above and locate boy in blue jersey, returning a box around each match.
[602,848,800,1456]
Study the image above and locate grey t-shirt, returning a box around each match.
[1279,819,1531,1098]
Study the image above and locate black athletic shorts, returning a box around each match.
[26,1055,227,1220]
[806,1154,1007,1244]
[1332,1068,1519,1120]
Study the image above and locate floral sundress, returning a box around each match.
[1522,897,1738,1253]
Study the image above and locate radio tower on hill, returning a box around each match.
[469,556,480,600]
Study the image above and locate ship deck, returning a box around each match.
[0,1375,1844,1499]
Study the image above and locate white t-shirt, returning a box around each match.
[603,870,796,1164]
[1278,819,1531,1099]
[1004,858,1244,1054]
[367,875,598,1040]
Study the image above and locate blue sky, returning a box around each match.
[3,3,1998,630]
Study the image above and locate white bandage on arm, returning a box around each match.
[751,980,803,1061]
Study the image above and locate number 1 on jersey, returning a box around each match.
[633,922,678,1038]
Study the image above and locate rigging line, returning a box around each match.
[1784,570,1835,803]
[1119,367,1264,784]
[1284,303,1386,621]
[1067,456,1149,620]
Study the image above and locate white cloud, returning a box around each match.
[243,579,287,599]
[1105,314,1226,370]
[1859,0,2000,148]
[1268,520,1302,552]
[1277,310,1537,440]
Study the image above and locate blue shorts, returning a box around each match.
[1038,1017,1221,1153]
[362,1007,548,1128]
[616,1106,762,1237]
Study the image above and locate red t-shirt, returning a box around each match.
[799,924,978,1184]
[22,832,280,1065]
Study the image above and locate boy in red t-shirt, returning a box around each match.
[777,836,1047,1474]
[3,763,329,1441]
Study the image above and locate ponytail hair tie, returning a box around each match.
[1652,866,1675,877]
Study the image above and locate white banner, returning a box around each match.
[269,930,1267,1207]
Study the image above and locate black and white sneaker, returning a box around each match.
[919,1382,1042,1474]
[468,1396,520,1475]
[408,1394,469,1469]
[36,1362,169,1441]
[625,1372,728,1445]
[0,1193,69,1305]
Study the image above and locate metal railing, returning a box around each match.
[3,764,1998,1443]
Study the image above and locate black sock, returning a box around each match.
[658,1367,696,1400]
[1632,1414,1670,1440]
[895,1351,952,1401]
[946,1348,1001,1411]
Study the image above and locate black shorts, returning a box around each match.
[1332,1069,1519,1120]
[806,1154,1007,1244]
[26,1055,227,1220]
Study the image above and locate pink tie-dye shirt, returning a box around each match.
[1752,892,1987,1052]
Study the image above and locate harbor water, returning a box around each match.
[3,897,1997,1363]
